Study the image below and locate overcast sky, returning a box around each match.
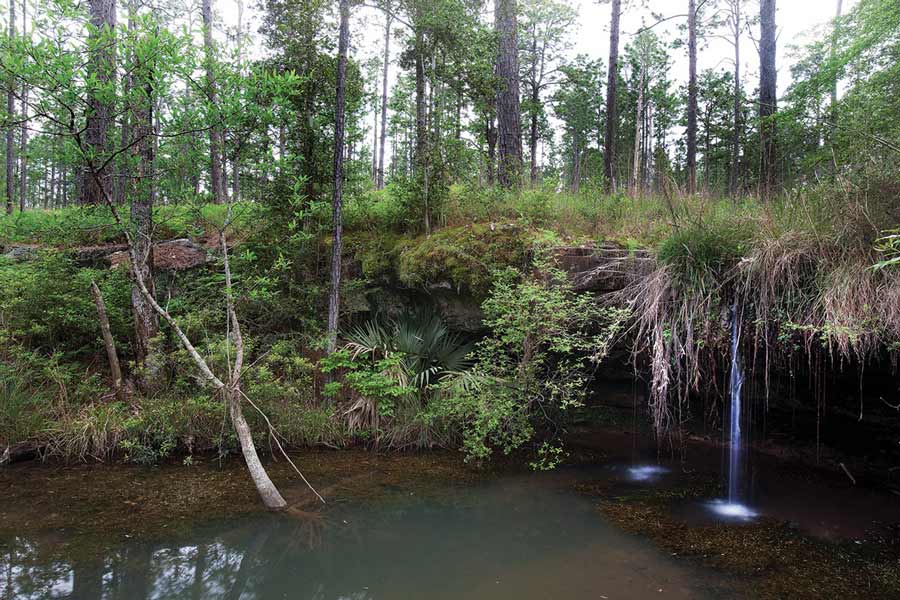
[214,0,852,156]
[219,0,852,95]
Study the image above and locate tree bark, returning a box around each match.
[91,280,124,399]
[631,57,646,196]
[18,0,28,211]
[414,24,429,232]
[202,0,227,204]
[6,0,16,215]
[729,0,741,197]
[81,0,116,206]
[130,38,160,388]
[686,0,698,195]
[495,0,522,188]
[377,11,391,190]
[759,0,777,200]
[603,0,621,192]
[326,0,350,354]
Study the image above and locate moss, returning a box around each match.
[397,222,537,296]
[345,231,405,281]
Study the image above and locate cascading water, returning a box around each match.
[709,303,758,519]
[727,303,744,503]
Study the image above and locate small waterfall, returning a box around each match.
[708,302,757,519]
[727,302,745,503]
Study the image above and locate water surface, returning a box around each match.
[1,469,738,599]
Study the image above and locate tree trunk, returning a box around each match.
[729,0,741,197]
[686,0,698,195]
[91,281,124,399]
[495,0,522,188]
[377,11,391,190]
[486,106,497,185]
[18,0,28,211]
[202,0,227,204]
[326,0,350,354]
[631,58,645,196]
[130,44,160,388]
[6,0,16,215]
[759,0,777,200]
[81,0,116,206]
[414,25,429,232]
[603,0,621,192]
[116,0,136,205]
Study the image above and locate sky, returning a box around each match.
[214,0,853,156]
[218,0,853,94]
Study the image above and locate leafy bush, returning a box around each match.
[432,263,629,462]
[0,251,132,360]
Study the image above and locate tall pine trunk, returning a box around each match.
[759,0,777,200]
[81,0,116,206]
[377,12,391,190]
[495,0,522,188]
[729,0,741,197]
[6,0,16,214]
[603,0,621,192]
[202,0,227,204]
[414,24,429,232]
[686,0,698,195]
[326,0,350,354]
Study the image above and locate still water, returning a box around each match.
[0,469,738,600]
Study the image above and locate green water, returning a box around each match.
[0,469,737,599]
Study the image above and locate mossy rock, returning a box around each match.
[397,222,535,297]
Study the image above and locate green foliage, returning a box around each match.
[344,310,473,389]
[432,263,629,462]
[320,350,411,419]
[657,223,752,287]
[398,222,535,296]
[0,251,132,359]
[0,375,49,447]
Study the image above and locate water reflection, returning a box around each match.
[1,476,736,599]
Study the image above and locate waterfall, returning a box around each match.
[727,302,745,503]
[708,302,756,519]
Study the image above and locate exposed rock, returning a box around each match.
[74,243,129,267]
[553,243,653,293]
[1,245,39,263]
[108,238,209,271]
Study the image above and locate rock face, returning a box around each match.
[107,239,209,271]
[553,243,653,293]
[1,245,39,263]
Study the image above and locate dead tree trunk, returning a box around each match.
[603,0,621,192]
[91,281,124,399]
[758,0,777,200]
[202,0,227,204]
[495,0,522,188]
[326,0,350,354]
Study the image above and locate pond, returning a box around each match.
[0,457,739,600]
